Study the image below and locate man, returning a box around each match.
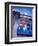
[17,17,27,36]
[11,11,20,38]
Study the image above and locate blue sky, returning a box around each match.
[12,7,33,16]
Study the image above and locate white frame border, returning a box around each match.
[9,4,36,42]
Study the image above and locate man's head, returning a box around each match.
[20,17,26,28]
[13,11,20,19]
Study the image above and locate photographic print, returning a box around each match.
[11,6,32,38]
[5,2,37,44]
